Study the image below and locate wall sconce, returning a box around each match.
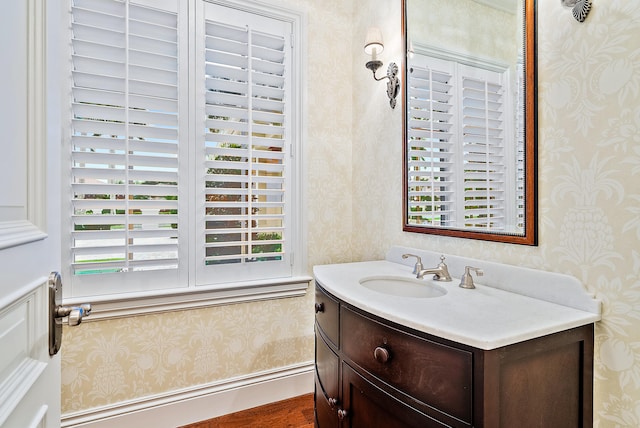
[364,27,400,109]
[561,0,591,22]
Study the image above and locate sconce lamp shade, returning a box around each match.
[364,27,384,55]
[363,26,399,109]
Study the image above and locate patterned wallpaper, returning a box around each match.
[62,0,640,426]
[61,297,313,412]
[351,0,640,426]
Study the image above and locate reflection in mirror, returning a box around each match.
[402,0,536,245]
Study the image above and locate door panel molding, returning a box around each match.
[0,279,48,426]
[0,0,47,250]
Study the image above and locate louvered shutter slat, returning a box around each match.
[128,139,178,154]
[129,50,177,71]
[128,80,177,99]
[73,198,178,210]
[206,118,247,133]
[73,182,178,197]
[252,84,284,101]
[73,119,125,136]
[72,72,125,93]
[208,134,247,152]
[73,87,124,107]
[73,40,124,62]
[74,0,124,15]
[253,72,284,89]
[73,8,125,32]
[205,91,248,110]
[129,36,176,58]
[74,56,125,78]
[72,23,125,47]
[206,49,248,69]
[129,4,176,28]
[205,104,249,121]
[129,20,176,43]
[251,98,284,112]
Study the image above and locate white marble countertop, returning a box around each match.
[313,246,602,350]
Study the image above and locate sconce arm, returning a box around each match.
[369,68,388,82]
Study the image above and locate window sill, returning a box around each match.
[63,276,313,321]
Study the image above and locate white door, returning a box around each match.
[0,0,62,427]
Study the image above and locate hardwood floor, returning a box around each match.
[180,394,315,428]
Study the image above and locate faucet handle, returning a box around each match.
[459,266,483,289]
[402,253,423,275]
[435,255,452,281]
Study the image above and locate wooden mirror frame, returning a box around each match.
[402,0,538,245]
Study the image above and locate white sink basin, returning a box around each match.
[359,276,447,298]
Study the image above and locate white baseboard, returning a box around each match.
[61,362,315,428]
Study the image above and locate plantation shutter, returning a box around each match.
[515,61,526,230]
[407,52,510,231]
[197,2,292,284]
[407,57,457,227]
[459,64,507,230]
[69,0,182,287]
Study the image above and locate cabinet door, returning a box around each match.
[341,364,449,428]
[316,331,340,403]
[316,377,339,427]
[480,325,594,428]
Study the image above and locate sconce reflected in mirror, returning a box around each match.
[364,27,400,109]
[561,0,592,22]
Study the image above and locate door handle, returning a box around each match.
[55,303,92,327]
[49,272,92,356]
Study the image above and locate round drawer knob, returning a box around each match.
[373,346,390,363]
[328,397,338,407]
[337,409,349,420]
[314,302,324,313]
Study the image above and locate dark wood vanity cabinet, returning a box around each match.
[314,284,594,428]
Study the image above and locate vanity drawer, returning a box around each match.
[341,306,473,425]
[315,284,339,347]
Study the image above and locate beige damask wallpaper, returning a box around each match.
[61,298,313,411]
[352,0,640,426]
[62,0,640,426]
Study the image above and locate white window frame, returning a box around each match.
[60,0,308,316]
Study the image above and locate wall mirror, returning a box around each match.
[402,0,537,245]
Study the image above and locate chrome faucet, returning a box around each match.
[416,255,452,282]
[402,253,423,275]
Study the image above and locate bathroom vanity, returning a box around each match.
[313,246,601,427]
